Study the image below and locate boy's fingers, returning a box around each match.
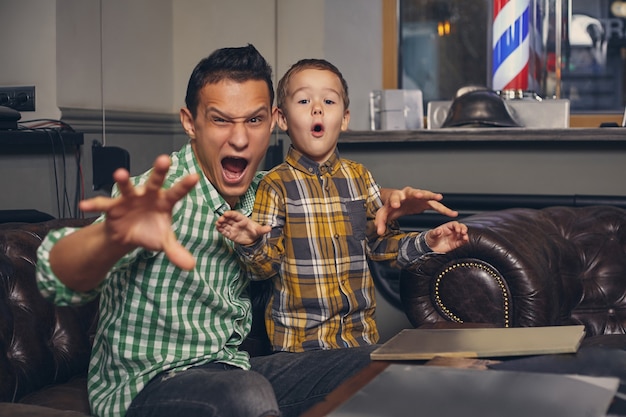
[389,193,402,209]
[430,201,458,217]
[374,207,390,235]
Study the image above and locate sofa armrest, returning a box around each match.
[399,208,583,329]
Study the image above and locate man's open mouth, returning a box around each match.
[222,157,248,180]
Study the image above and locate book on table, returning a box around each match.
[370,325,586,360]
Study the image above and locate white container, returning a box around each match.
[370,89,424,130]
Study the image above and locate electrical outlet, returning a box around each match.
[0,86,35,111]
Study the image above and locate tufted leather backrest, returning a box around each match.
[400,206,626,337]
[0,218,98,402]
[546,206,626,335]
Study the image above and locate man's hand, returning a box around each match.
[79,154,200,270]
[216,211,271,245]
[424,221,469,253]
[376,187,459,235]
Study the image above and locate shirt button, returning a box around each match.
[334,234,339,239]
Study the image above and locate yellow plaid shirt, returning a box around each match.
[236,146,431,352]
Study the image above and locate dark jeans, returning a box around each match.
[251,345,378,417]
[126,362,279,417]
[126,345,377,417]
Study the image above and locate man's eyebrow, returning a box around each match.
[205,105,269,120]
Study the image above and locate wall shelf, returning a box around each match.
[0,130,84,149]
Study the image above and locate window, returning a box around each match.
[391,0,626,116]
[399,0,490,103]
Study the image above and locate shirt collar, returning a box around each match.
[285,145,341,176]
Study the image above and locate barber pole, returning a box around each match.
[492,0,531,92]
[528,0,543,93]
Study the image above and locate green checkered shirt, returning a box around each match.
[36,144,263,417]
[236,146,431,352]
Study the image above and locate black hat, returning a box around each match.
[441,89,521,128]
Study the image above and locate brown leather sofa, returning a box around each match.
[3,206,625,415]
[400,205,626,344]
[0,218,272,417]
[0,218,96,416]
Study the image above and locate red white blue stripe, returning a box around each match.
[528,0,544,92]
[492,0,531,91]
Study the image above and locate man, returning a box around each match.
[37,44,461,417]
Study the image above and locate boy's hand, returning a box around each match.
[424,221,469,253]
[376,187,459,235]
[216,211,271,245]
[79,154,200,270]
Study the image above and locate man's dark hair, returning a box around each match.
[184,44,274,118]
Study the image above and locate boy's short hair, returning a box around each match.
[276,59,349,111]
[185,44,274,118]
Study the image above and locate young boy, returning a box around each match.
[216,59,469,353]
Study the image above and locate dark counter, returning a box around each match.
[339,128,626,144]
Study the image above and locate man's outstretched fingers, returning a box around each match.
[79,196,116,213]
[165,173,200,205]
[144,155,173,195]
[163,234,196,270]
[112,168,133,196]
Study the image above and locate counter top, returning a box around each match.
[339,128,626,144]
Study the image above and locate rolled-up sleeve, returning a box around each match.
[36,227,101,306]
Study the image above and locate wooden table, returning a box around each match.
[300,357,499,417]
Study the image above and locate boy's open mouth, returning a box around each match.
[222,157,248,180]
[312,123,324,136]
